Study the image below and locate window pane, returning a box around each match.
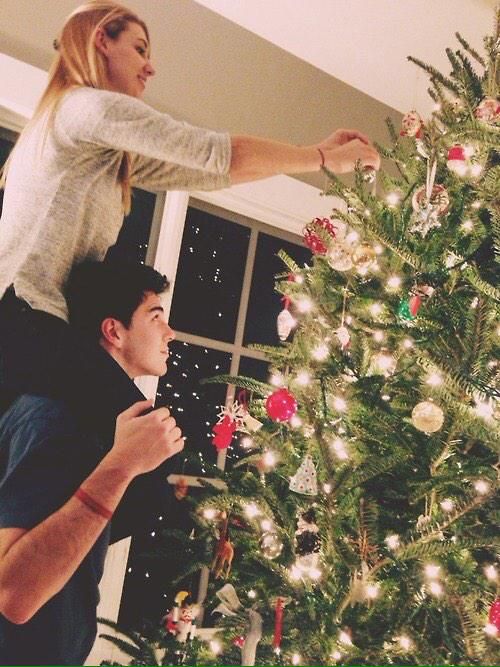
[244,232,310,346]
[106,187,156,264]
[169,207,251,342]
[156,339,232,473]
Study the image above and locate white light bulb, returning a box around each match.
[484,565,498,581]
[292,653,301,665]
[331,650,342,661]
[471,200,481,209]
[365,583,380,599]
[386,192,400,206]
[262,451,277,468]
[474,480,490,495]
[309,567,322,580]
[210,640,222,655]
[289,565,302,581]
[484,623,498,637]
[386,275,402,291]
[345,315,353,325]
[460,219,474,232]
[270,372,284,387]
[203,508,217,520]
[323,483,332,494]
[247,589,257,599]
[244,503,260,518]
[294,274,304,285]
[426,372,443,386]
[469,163,483,177]
[382,394,391,401]
[424,564,440,579]
[474,399,494,420]
[375,352,396,375]
[463,145,474,158]
[312,343,329,361]
[440,498,454,512]
[290,415,302,428]
[331,437,349,460]
[428,581,443,597]
[339,630,353,646]
[331,397,347,412]
[385,534,400,550]
[370,303,383,317]
[295,370,311,386]
[261,519,272,531]
[374,244,383,255]
[398,635,412,651]
[373,330,385,342]
[240,436,254,449]
[403,338,414,349]
[345,231,359,244]
[297,297,313,313]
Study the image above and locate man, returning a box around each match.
[0,260,183,665]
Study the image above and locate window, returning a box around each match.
[120,198,311,629]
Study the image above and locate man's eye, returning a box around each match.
[137,47,146,55]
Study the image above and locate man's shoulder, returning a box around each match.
[0,395,78,440]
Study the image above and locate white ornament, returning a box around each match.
[277,307,296,341]
[335,325,351,350]
[327,242,354,271]
[411,401,444,433]
[289,454,318,496]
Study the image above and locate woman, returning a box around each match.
[0,0,380,403]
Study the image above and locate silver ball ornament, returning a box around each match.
[411,401,444,433]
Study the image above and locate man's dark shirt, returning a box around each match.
[0,344,172,665]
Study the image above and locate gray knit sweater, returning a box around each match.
[0,86,231,321]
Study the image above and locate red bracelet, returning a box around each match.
[317,147,325,168]
[74,487,113,521]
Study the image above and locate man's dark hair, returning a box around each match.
[66,260,169,342]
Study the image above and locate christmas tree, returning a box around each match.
[101,15,499,667]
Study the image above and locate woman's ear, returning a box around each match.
[94,27,109,57]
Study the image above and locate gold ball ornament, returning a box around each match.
[259,531,283,560]
[327,242,354,271]
[411,401,444,433]
[351,243,376,271]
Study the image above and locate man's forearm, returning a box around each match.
[0,453,133,624]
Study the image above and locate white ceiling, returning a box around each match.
[195,0,497,115]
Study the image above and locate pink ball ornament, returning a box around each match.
[489,598,500,631]
[266,388,297,422]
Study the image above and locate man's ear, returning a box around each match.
[100,317,123,348]
[94,27,110,58]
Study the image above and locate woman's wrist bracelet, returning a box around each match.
[317,147,325,168]
[74,487,113,521]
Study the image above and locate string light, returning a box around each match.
[209,640,222,655]
[374,244,383,255]
[240,436,254,449]
[396,635,412,651]
[261,519,272,532]
[460,219,474,233]
[470,163,483,177]
[203,508,217,520]
[440,498,454,512]
[424,564,441,579]
[247,589,257,599]
[386,192,401,207]
[385,534,400,550]
[297,297,313,313]
[339,630,353,646]
[474,479,490,495]
[331,650,343,662]
[474,399,494,420]
[373,330,385,342]
[370,302,383,317]
[270,372,284,387]
[426,371,443,386]
[289,565,302,581]
[428,581,444,597]
[312,343,330,361]
[244,503,260,518]
[290,415,303,428]
[262,451,277,468]
[292,653,301,665]
[484,565,498,581]
[331,437,349,460]
[402,338,414,349]
[295,370,311,386]
[386,275,402,291]
[484,623,498,637]
[365,583,380,599]
[294,274,304,284]
[346,231,359,244]
[323,483,332,494]
[331,397,347,412]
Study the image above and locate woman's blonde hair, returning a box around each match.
[1,1,149,213]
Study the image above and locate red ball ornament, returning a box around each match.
[489,598,500,631]
[266,388,297,422]
[447,145,467,176]
[303,217,337,255]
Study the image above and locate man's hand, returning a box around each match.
[318,129,380,174]
[109,399,184,478]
